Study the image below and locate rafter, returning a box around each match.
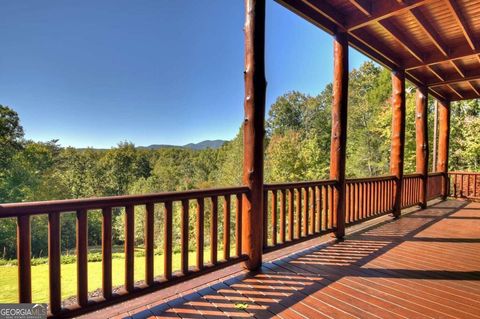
[445,0,476,50]
[468,81,480,97]
[427,65,445,82]
[450,60,465,78]
[429,87,447,100]
[301,0,344,28]
[347,0,434,31]
[409,7,448,57]
[378,19,424,62]
[447,84,463,99]
[348,0,371,16]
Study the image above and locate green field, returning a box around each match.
[0,249,221,303]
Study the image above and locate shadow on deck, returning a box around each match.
[93,200,480,319]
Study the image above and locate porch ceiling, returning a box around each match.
[276,0,480,102]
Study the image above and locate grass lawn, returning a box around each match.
[0,249,222,303]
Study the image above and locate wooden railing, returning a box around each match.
[0,186,248,318]
[449,171,480,200]
[427,172,444,200]
[263,180,337,252]
[1,170,461,317]
[401,174,423,208]
[345,176,396,224]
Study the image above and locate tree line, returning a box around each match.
[1,61,479,260]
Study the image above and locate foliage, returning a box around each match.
[0,62,479,262]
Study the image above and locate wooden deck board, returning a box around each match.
[84,200,480,319]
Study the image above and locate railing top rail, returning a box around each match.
[346,175,395,183]
[264,179,337,190]
[449,171,480,175]
[428,172,445,177]
[0,186,249,217]
[403,173,423,178]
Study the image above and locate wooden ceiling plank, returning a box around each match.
[347,0,434,31]
[409,8,448,57]
[378,19,424,62]
[444,0,476,50]
[348,0,371,16]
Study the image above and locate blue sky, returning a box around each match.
[0,0,368,148]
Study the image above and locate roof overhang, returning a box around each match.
[276,0,480,102]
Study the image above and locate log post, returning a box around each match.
[330,31,348,239]
[415,86,429,208]
[242,0,266,270]
[390,70,406,218]
[437,99,451,199]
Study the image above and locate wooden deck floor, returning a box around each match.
[90,200,480,319]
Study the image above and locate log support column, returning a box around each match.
[390,70,406,219]
[330,32,348,239]
[415,87,429,208]
[242,0,266,270]
[437,100,451,200]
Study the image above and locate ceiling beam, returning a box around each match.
[428,72,480,87]
[347,0,434,31]
[405,46,480,70]
[445,0,476,50]
[409,8,449,57]
[378,19,424,62]
[348,0,371,16]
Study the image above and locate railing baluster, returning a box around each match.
[288,189,294,240]
[329,185,334,228]
[145,203,154,285]
[17,215,31,304]
[235,194,242,257]
[49,212,61,314]
[77,209,88,305]
[296,188,302,238]
[263,191,268,247]
[102,207,112,299]
[210,196,218,264]
[181,199,189,274]
[311,187,316,234]
[321,186,326,230]
[280,190,286,243]
[271,190,277,246]
[303,187,309,235]
[164,201,173,280]
[196,198,204,270]
[223,195,231,260]
[125,205,134,292]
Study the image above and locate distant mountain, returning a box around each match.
[140,139,227,150]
